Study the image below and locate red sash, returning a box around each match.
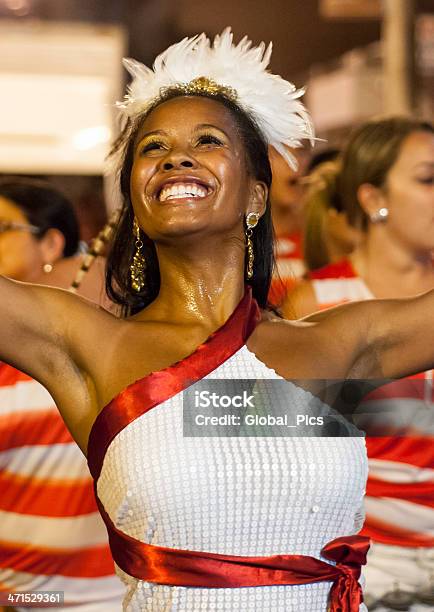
[88,287,370,611]
[87,288,261,482]
[95,492,369,612]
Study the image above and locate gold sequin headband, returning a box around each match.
[161,76,237,102]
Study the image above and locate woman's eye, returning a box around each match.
[197,134,223,146]
[418,177,434,185]
[141,141,164,154]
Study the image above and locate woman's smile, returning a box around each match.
[155,174,214,204]
[159,182,209,202]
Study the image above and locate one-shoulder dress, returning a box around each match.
[87,289,369,611]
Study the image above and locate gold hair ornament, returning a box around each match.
[161,77,237,102]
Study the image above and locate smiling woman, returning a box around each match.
[107,91,275,315]
[0,29,433,612]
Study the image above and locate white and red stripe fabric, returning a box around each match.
[269,232,306,305]
[309,259,434,600]
[0,363,124,610]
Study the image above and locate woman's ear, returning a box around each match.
[39,228,66,265]
[357,183,387,220]
[247,180,268,218]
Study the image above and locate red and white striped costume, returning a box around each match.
[309,259,434,599]
[269,232,306,305]
[0,363,124,610]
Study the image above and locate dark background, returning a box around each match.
[2,0,433,83]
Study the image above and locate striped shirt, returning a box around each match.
[269,233,306,305]
[310,259,434,548]
[0,363,124,609]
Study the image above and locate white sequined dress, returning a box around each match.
[94,338,368,611]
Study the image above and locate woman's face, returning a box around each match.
[0,196,46,282]
[382,131,434,253]
[130,96,265,242]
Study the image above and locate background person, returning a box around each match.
[302,160,362,273]
[268,146,310,304]
[0,178,123,611]
[284,117,434,609]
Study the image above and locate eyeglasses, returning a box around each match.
[0,220,40,234]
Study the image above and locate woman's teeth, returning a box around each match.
[159,183,208,202]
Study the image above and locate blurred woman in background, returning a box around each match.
[268,146,310,304]
[284,117,434,610]
[302,160,361,273]
[0,178,123,611]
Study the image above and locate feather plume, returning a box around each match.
[115,28,315,170]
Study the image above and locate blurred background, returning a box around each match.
[0,0,432,236]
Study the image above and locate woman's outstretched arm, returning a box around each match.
[366,289,434,378]
[0,275,89,386]
[300,289,434,379]
[0,274,112,452]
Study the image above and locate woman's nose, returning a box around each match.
[161,150,197,171]
[163,159,194,170]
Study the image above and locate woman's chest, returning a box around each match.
[98,398,368,554]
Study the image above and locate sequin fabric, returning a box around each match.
[97,346,368,611]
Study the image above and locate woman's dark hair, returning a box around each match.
[0,177,79,257]
[303,161,342,271]
[106,91,275,316]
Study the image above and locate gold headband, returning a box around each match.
[160,77,237,103]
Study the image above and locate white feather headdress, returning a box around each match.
[115,28,314,169]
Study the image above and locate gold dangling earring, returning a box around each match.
[245,212,259,280]
[130,218,146,292]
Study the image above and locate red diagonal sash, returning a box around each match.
[87,287,260,480]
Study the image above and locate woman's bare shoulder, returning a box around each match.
[247,306,370,379]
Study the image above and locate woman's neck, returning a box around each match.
[132,242,247,329]
[350,229,434,298]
